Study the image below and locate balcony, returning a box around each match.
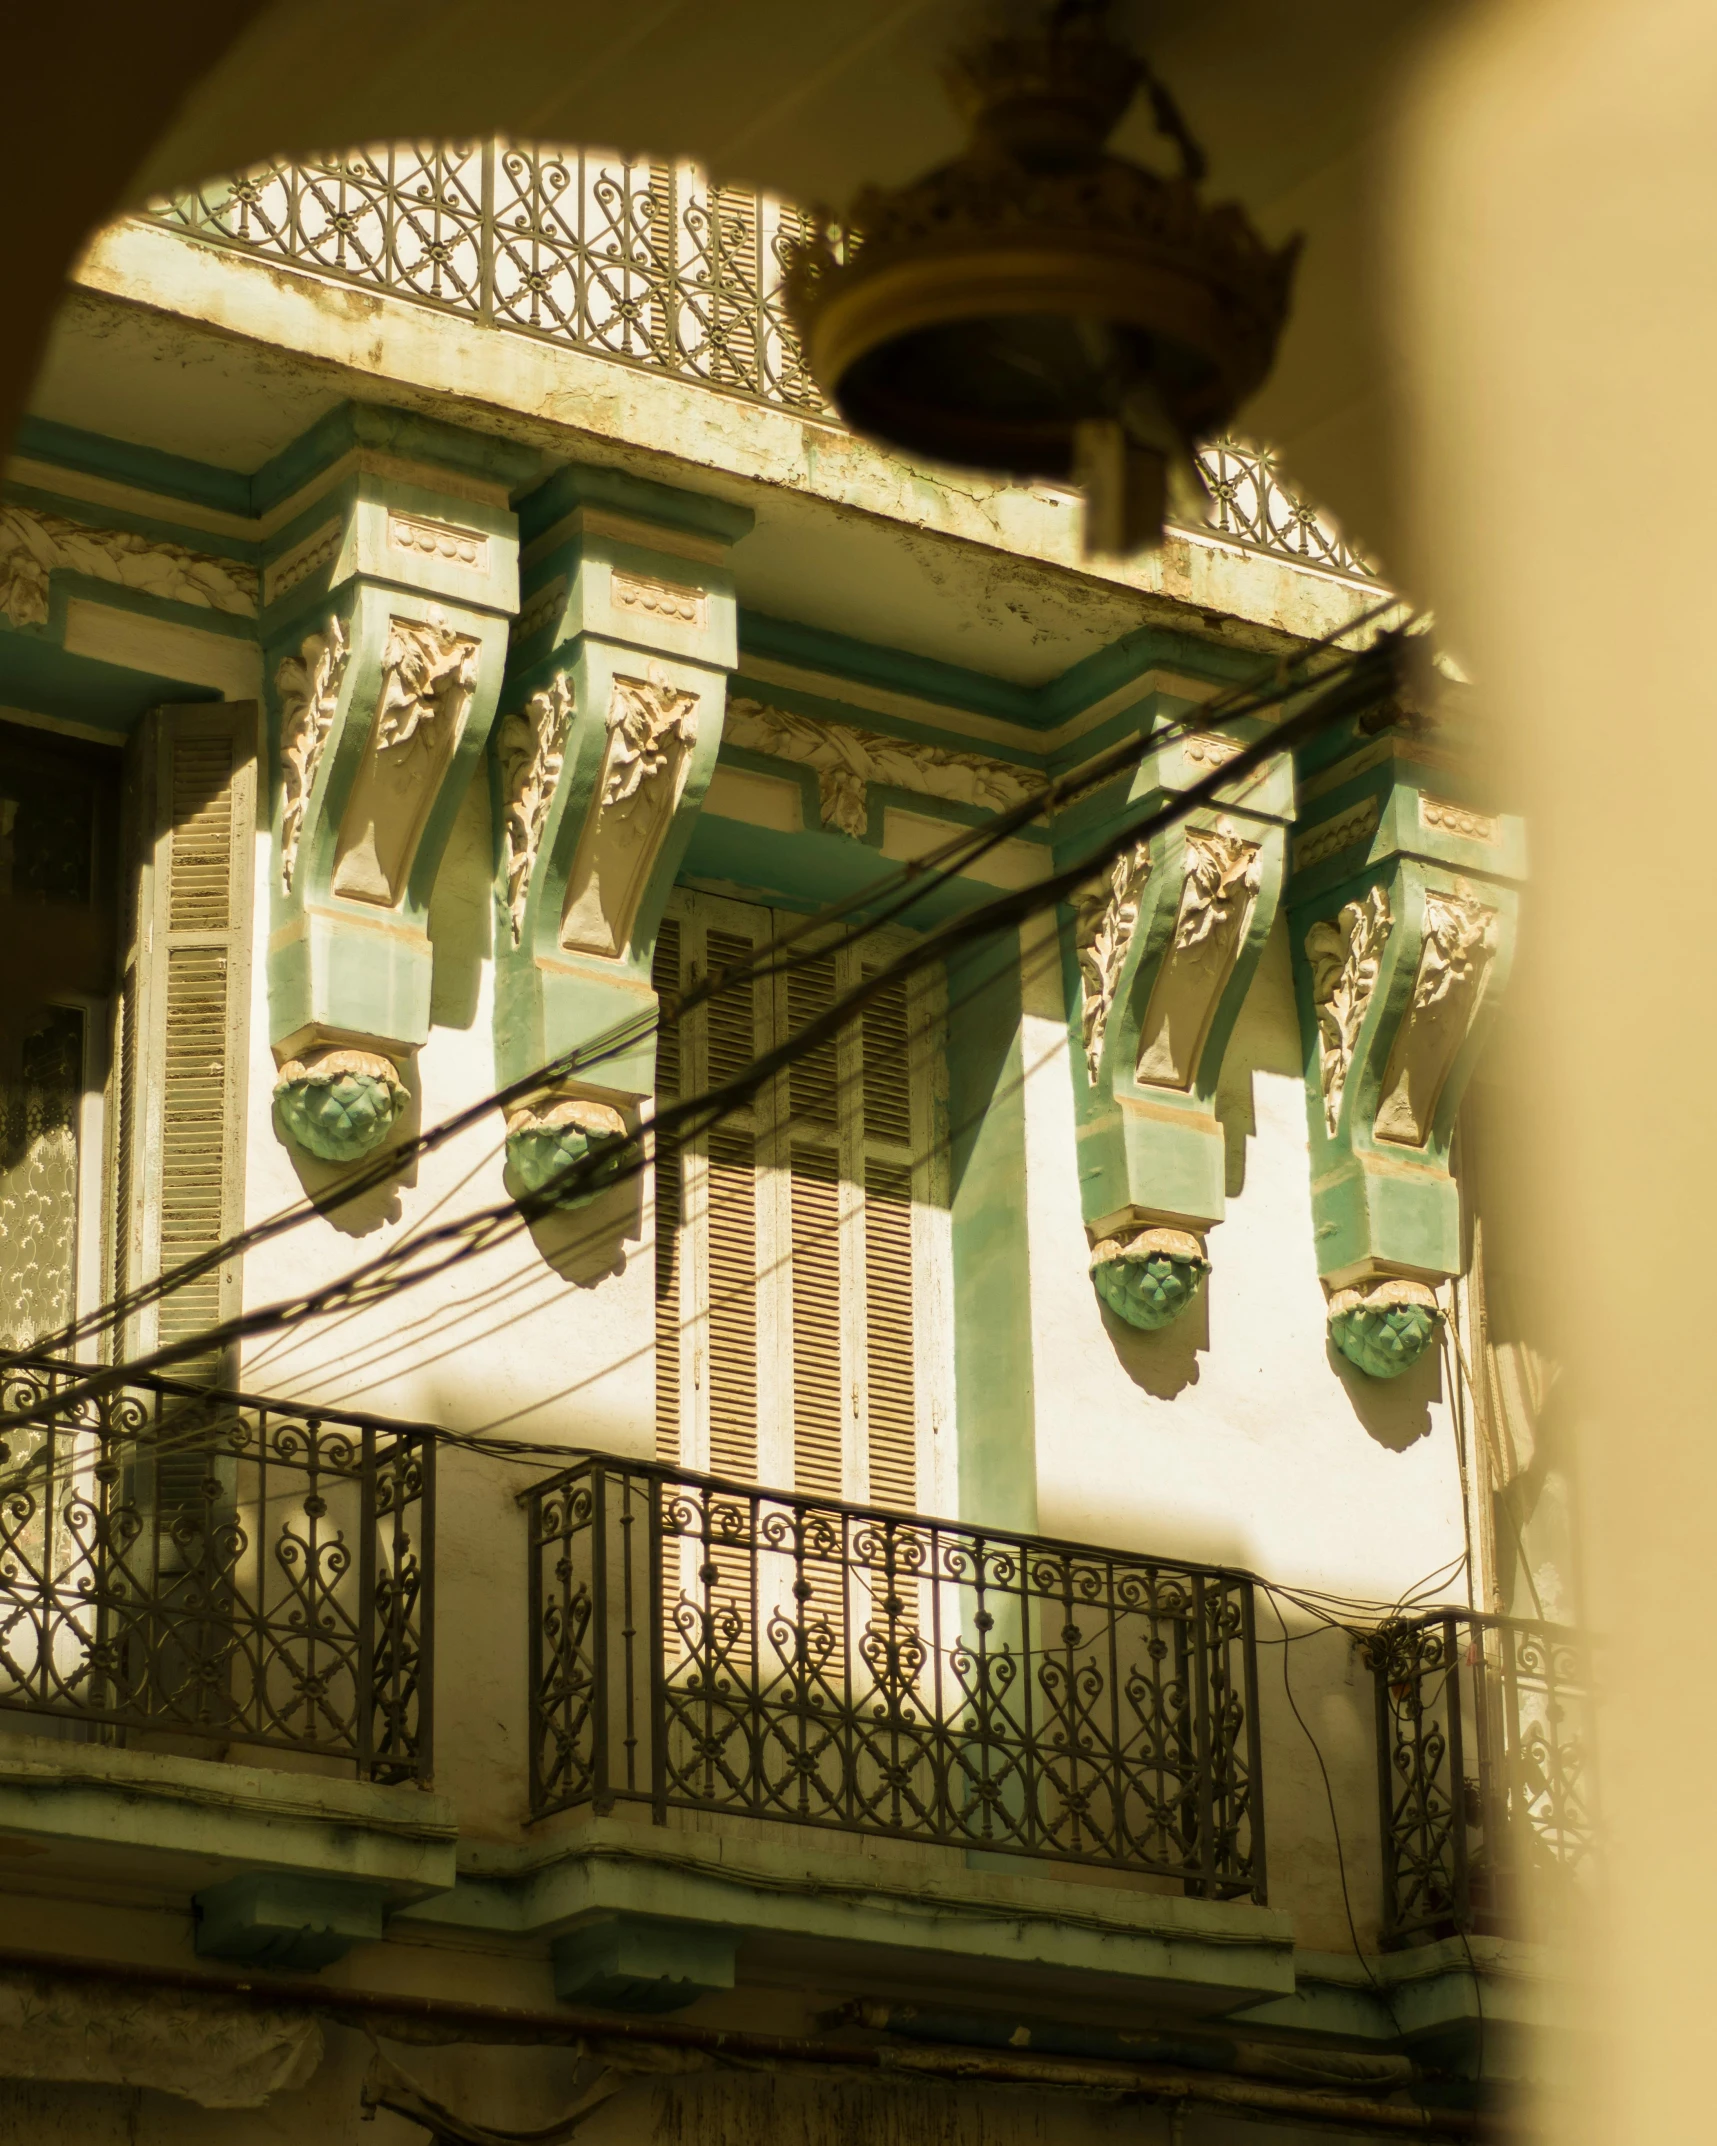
[1371,1610,1595,1948]
[0,1356,432,1782]
[139,141,1374,585]
[527,1455,1265,1900]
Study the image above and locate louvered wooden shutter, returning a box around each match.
[704,926,759,1482]
[651,918,683,1464]
[786,952,842,1498]
[114,705,256,1378]
[859,969,917,1510]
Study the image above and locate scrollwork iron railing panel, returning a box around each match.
[528,1455,1264,1898]
[141,143,1371,583]
[1370,1611,1595,1948]
[0,1356,433,1780]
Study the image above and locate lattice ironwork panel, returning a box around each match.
[0,1358,433,1779]
[529,1455,1265,1898]
[1371,1612,1595,1947]
[143,143,1372,580]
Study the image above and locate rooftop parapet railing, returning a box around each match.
[528,1452,1265,1899]
[140,141,1375,586]
[1370,1610,1595,1948]
[0,1356,433,1781]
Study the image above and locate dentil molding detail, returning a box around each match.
[276,614,350,894]
[496,671,574,946]
[562,663,700,958]
[1306,886,1393,1137]
[1075,841,1151,1085]
[726,697,1046,841]
[0,502,258,626]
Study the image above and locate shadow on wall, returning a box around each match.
[428,765,493,1032]
[1100,1291,1205,1400]
[281,1060,418,1238]
[1329,1335,1440,1451]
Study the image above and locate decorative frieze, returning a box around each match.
[265,519,342,606]
[726,696,1046,840]
[0,501,257,627]
[1420,796,1498,844]
[612,568,705,629]
[497,673,574,948]
[512,576,566,644]
[1305,885,1392,1138]
[1293,798,1379,875]
[1076,841,1151,1086]
[562,665,700,957]
[276,614,350,894]
[388,513,489,573]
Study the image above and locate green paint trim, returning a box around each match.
[251,401,542,516]
[13,416,254,518]
[739,609,1274,737]
[682,816,1011,928]
[947,931,1038,1535]
[0,629,219,733]
[739,609,1039,724]
[516,461,755,546]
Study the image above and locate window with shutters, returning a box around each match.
[0,718,118,1352]
[651,890,949,1515]
[110,704,257,1378]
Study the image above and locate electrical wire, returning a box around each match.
[9,594,1406,1375]
[7,627,1410,1429]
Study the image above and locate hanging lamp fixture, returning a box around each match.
[785,5,1300,556]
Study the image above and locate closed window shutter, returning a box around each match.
[652,895,936,1515]
[114,705,256,1379]
[704,928,759,1482]
[651,919,683,1464]
[859,969,917,1510]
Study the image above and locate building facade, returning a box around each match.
[0,144,1580,2143]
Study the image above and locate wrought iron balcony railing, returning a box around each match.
[528,1454,1265,1898]
[0,1356,432,1781]
[1370,1611,1594,1948]
[141,141,1374,584]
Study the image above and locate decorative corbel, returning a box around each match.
[1069,715,1295,1327]
[261,416,526,1161]
[491,468,749,1192]
[1287,690,1524,1376]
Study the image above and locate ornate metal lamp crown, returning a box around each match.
[785,15,1300,555]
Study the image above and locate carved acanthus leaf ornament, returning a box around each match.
[0,503,258,627]
[1305,885,1392,1137]
[496,672,574,946]
[604,665,699,812]
[1076,842,1152,1085]
[1413,888,1497,1013]
[375,609,480,756]
[276,615,351,893]
[1175,821,1261,956]
[726,697,1046,840]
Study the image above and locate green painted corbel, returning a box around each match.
[1286,710,1524,1376]
[195,1871,388,1971]
[490,466,749,1150]
[260,410,528,1160]
[1068,710,1294,1327]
